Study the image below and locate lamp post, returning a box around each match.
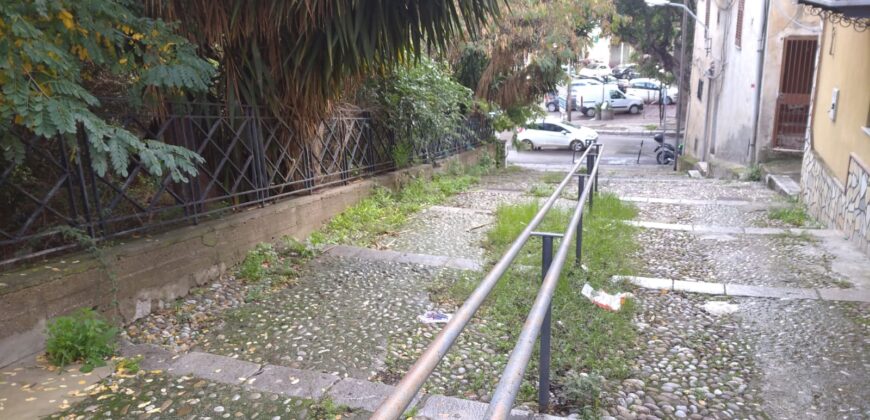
[645,0,711,170]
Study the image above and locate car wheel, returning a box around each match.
[665,96,674,105]
[570,140,584,151]
[521,139,534,151]
[547,103,558,112]
[629,105,640,114]
[584,108,595,118]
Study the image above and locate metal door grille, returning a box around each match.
[772,37,818,150]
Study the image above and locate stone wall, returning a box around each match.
[0,144,496,368]
[801,147,870,255]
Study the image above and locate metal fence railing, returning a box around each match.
[371,144,603,419]
[0,104,492,267]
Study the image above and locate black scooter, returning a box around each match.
[653,133,675,165]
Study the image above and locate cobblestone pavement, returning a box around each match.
[196,256,440,380]
[603,290,767,420]
[601,178,779,202]
[635,202,795,228]
[386,206,492,260]
[738,298,869,419]
[47,371,368,420]
[600,167,869,420]
[634,228,852,288]
[76,164,867,420]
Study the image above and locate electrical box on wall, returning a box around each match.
[829,88,839,122]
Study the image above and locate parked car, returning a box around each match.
[625,78,678,105]
[573,84,644,117]
[578,63,612,78]
[612,64,639,79]
[544,92,578,112]
[612,63,632,77]
[517,118,599,151]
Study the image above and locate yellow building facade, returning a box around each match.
[800,19,870,254]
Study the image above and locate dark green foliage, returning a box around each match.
[356,58,474,163]
[45,308,118,372]
[453,44,490,91]
[0,1,215,181]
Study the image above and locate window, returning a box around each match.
[735,0,745,48]
[542,123,562,132]
[610,90,624,99]
[697,79,704,100]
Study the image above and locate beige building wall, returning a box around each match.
[683,0,820,169]
[754,0,821,162]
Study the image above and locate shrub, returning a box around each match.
[45,308,117,372]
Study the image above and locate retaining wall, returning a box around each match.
[0,144,495,368]
[801,147,870,256]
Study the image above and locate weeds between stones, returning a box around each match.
[767,199,810,227]
[309,158,497,247]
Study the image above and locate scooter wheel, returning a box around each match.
[656,150,674,165]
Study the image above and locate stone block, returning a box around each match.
[170,352,261,384]
[326,377,419,413]
[725,284,817,300]
[673,280,725,295]
[119,343,175,371]
[418,395,559,420]
[246,364,339,400]
[817,288,870,303]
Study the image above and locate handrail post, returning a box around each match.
[538,234,555,413]
[586,150,595,210]
[575,175,585,265]
[594,144,601,193]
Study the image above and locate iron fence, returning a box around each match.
[0,103,491,267]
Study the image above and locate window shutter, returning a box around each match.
[736,0,745,47]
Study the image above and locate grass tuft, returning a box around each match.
[768,200,810,227]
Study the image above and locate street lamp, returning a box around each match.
[644,0,713,170]
[645,0,708,33]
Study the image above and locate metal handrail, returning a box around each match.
[371,144,603,419]
[486,145,603,418]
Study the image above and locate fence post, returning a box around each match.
[576,175,585,265]
[538,234,554,413]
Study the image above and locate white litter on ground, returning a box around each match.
[702,301,739,316]
[581,283,633,311]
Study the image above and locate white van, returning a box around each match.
[573,84,644,117]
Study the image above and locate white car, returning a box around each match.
[574,85,645,117]
[517,119,599,151]
[578,63,612,78]
[625,78,679,105]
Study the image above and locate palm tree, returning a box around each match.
[145,0,501,134]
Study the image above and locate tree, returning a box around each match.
[610,0,695,76]
[452,0,611,126]
[0,0,215,181]
[145,0,501,136]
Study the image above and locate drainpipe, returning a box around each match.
[748,0,771,166]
